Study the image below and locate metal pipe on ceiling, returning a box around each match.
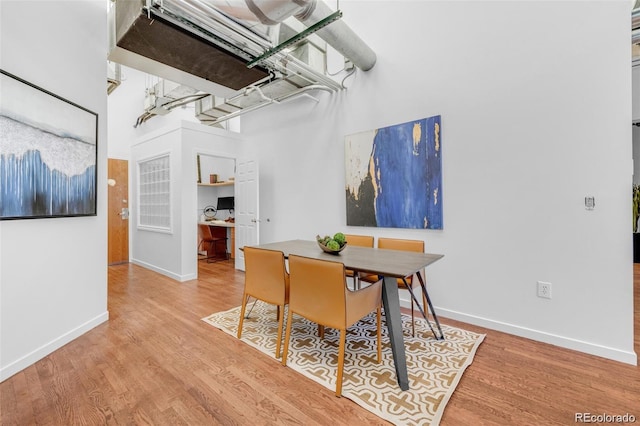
[200,84,333,125]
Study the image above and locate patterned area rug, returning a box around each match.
[202,302,484,425]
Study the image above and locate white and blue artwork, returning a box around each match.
[345,115,443,229]
[0,70,97,219]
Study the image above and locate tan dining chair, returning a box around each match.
[282,255,382,397]
[343,234,374,289]
[361,237,427,337]
[237,247,290,358]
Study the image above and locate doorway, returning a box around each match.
[197,154,236,262]
[108,158,129,265]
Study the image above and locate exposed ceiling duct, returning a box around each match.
[108,0,375,95]
[135,79,210,127]
[207,0,376,71]
[108,0,377,126]
[108,0,273,98]
[107,61,122,94]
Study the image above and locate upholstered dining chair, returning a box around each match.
[343,234,374,289]
[361,237,427,337]
[237,247,290,358]
[282,255,382,397]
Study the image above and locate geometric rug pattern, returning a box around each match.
[202,302,485,426]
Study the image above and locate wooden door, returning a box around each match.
[108,159,129,265]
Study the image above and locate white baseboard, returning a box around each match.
[131,259,196,282]
[433,307,637,366]
[0,311,109,382]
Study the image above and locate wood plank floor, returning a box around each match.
[1,261,638,425]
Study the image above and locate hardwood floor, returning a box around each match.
[1,261,638,425]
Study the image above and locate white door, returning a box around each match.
[234,159,259,271]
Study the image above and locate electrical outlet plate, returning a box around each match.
[537,281,552,299]
[585,196,595,210]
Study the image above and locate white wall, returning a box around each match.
[130,125,185,280]
[107,66,200,160]
[130,121,241,281]
[242,1,636,364]
[0,1,109,380]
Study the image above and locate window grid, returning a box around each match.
[138,154,171,230]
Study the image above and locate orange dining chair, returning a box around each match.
[282,255,382,397]
[237,247,290,358]
[360,237,439,338]
[343,234,374,289]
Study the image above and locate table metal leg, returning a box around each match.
[416,272,445,340]
[381,275,409,391]
[401,278,439,340]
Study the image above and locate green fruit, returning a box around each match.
[326,240,340,251]
[333,232,346,245]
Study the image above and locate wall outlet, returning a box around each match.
[537,281,552,299]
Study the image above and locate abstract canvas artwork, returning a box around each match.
[0,70,98,220]
[345,115,442,229]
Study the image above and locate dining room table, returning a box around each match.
[246,239,444,391]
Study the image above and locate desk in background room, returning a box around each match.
[198,220,235,259]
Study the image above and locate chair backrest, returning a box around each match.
[199,224,213,242]
[378,238,424,284]
[378,237,424,253]
[288,255,346,329]
[244,247,289,305]
[344,234,374,248]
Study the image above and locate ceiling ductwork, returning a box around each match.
[109,0,376,98]
[108,0,273,98]
[107,61,122,94]
[208,0,376,71]
[108,0,376,126]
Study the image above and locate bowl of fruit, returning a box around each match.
[316,233,347,254]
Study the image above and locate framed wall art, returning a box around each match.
[0,69,98,220]
[345,115,443,229]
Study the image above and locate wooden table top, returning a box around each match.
[248,239,444,278]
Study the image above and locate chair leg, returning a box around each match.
[275,304,285,359]
[422,291,428,321]
[281,309,294,366]
[237,293,248,339]
[410,296,415,338]
[336,329,346,397]
[318,324,324,339]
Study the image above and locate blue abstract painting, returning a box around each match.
[345,116,442,229]
[0,70,97,219]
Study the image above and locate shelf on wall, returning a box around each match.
[197,181,234,187]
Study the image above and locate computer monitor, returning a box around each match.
[216,196,234,211]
